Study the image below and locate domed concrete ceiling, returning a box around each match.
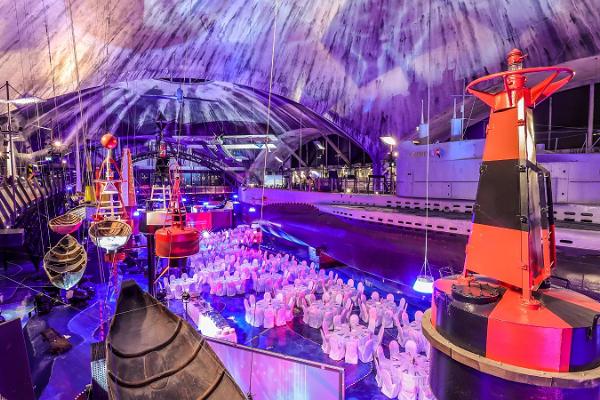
[10,79,352,178]
[1,0,599,162]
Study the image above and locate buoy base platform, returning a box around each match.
[422,309,600,400]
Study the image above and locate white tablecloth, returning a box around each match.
[331,323,372,345]
[169,277,198,298]
[388,354,430,388]
[278,284,309,307]
[306,300,341,328]
[195,264,226,280]
[186,300,238,343]
[255,272,283,288]
[365,298,397,326]
[326,285,357,304]
[256,298,286,313]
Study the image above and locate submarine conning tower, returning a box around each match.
[421,49,600,400]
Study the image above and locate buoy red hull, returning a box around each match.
[155,227,199,258]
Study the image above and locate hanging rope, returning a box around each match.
[64,0,87,193]
[418,0,434,283]
[249,3,280,397]
[15,0,52,252]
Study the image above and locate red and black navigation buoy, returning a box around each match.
[422,50,600,399]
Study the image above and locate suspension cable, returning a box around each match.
[419,0,433,281]
[259,0,279,222]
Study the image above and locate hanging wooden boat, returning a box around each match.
[106,280,246,399]
[68,205,87,221]
[43,235,87,290]
[49,213,83,235]
[89,219,132,252]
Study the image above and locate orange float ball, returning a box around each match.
[100,133,118,149]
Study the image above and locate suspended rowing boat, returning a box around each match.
[49,213,83,235]
[67,205,87,220]
[43,235,87,290]
[106,280,246,399]
[88,219,132,252]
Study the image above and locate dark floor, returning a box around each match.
[3,204,600,399]
[2,246,409,399]
[259,204,600,298]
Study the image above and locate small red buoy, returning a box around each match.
[154,163,199,259]
[155,226,200,258]
[100,133,118,149]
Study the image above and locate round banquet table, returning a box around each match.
[365,298,398,326]
[328,323,372,362]
[326,285,357,304]
[195,264,226,280]
[212,275,244,295]
[255,298,286,326]
[307,300,341,328]
[169,277,198,298]
[388,354,430,389]
[278,284,309,307]
[331,323,371,343]
[255,272,283,288]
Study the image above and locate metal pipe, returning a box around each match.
[147,233,156,296]
[587,83,595,153]
[322,134,351,165]
[547,97,552,150]
[6,81,17,224]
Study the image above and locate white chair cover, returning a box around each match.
[380,369,400,399]
[359,338,374,363]
[389,339,401,359]
[275,306,287,326]
[344,338,359,364]
[263,307,275,328]
[320,328,330,354]
[328,335,345,361]
[368,308,378,333]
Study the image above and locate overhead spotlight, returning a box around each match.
[393,151,399,157]
[53,139,62,148]
[313,141,325,151]
[380,136,397,146]
[413,275,434,294]
[61,159,67,165]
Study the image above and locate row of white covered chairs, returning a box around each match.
[375,339,433,399]
[320,315,374,364]
[243,293,296,328]
[208,277,245,297]
[161,277,203,299]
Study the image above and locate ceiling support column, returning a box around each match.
[587,83,595,153]
[322,134,350,166]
